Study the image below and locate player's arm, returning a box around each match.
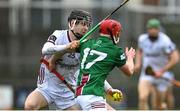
[42,40,79,55]
[48,53,63,71]
[42,30,79,55]
[42,42,70,55]
[134,48,143,72]
[165,49,179,70]
[160,49,179,74]
[119,47,135,76]
[104,80,120,95]
[104,80,123,102]
[47,40,80,71]
[155,38,179,77]
[42,34,71,55]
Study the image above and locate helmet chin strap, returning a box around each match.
[113,36,119,44]
[107,28,119,45]
[70,30,83,40]
[68,20,83,40]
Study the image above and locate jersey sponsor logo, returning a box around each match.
[47,35,57,44]
[68,53,75,58]
[145,53,160,57]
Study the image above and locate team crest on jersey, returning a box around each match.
[120,53,126,60]
[97,40,102,44]
[94,40,102,47]
[47,35,57,44]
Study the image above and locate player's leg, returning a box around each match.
[24,90,48,109]
[162,72,175,109]
[151,85,159,109]
[51,66,81,110]
[65,103,81,110]
[165,86,174,109]
[151,86,162,109]
[106,103,115,111]
[49,101,81,110]
[25,64,52,110]
[53,89,81,110]
[153,77,174,110]
[138,79,152,110]
[76,95,107,110]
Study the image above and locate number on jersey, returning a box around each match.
[81,48,107,69]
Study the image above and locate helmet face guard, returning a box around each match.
[100,19,122,44]
[68,10,92,25]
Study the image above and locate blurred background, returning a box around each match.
[0,0,179,109]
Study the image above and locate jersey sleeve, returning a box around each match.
[42,30,68,55]
[138,34,144,50]
[163,37,176,54]
[47,30,63,45]
[115,48,126,67]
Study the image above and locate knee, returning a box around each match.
[24,99,39,110]
[139,95,148,103]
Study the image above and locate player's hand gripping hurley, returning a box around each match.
[79,0,130,44]
[145,66,180,87]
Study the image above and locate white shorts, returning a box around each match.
[36,63,78,109]
[140,71,174,92]
[76,95,107,111]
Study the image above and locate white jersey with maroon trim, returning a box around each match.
[44,30,80,66]
[138,32,175,73]
[138,32,175,85]
[36,30,79,109]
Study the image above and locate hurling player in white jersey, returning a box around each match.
[135,18,179,110]
[24,10,122,110]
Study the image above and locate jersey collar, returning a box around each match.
[98,36,114,44]
[67,30,72,42]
